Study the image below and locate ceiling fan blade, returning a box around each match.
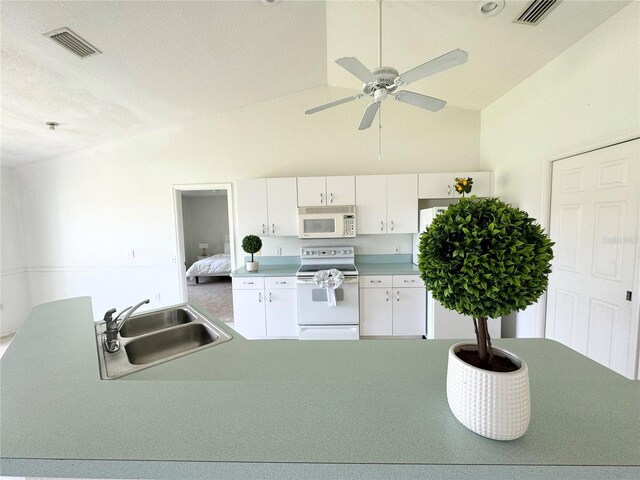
[394,91,446,112]
[359,102,380,130]
[396,49,468,86]
[336,57,377,84]
[305,94,364,115]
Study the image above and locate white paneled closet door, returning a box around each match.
[546,139,639,378]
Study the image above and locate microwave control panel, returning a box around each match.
[344,215,356,237]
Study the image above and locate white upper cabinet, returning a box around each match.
[326,176,356,206]
[386,174,418,234]
[266,178,298,236]
[356,175,387,234]
[356,174,418,234]
[418,171,493,198]
[237,178,297,237]
[236,178,269,237]
[297,176,355,207]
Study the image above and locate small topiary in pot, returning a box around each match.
[242,235,262,272]
[418,196,554,371]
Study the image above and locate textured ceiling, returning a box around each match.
[0,0,632,166]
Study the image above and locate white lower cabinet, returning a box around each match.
[232,276,297,339]
[359,275,426,337]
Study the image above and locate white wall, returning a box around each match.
[480,3,640,337]
[6,85,480,328]
[1,168,30,335]
[182,194,229,266]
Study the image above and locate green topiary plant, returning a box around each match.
[241,235,262,262]
[418,196,554,369]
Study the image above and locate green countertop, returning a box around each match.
[1,297,639,479]
[232,262,419,277]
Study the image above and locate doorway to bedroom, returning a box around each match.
[174,184,235,326]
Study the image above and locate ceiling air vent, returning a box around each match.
[44,28,101,58]
[514,0,562,25]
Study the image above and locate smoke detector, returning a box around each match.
[476,0,505,17]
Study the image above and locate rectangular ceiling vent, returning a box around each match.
[44,28,101,58]
[514,0,562,25]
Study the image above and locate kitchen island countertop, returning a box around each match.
[1,297,638,479]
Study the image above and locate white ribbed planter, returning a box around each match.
[245,261,259,272]
[446,342,530,441]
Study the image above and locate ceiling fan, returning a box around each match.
[305,0,468,130]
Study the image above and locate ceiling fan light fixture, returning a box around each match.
[476,0,505,17]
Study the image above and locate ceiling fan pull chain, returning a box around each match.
[378,0,383,68]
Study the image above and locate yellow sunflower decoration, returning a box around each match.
[454,177,473,197]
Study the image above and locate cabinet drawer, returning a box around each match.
[359,275,392,288]
[393,275,423,288]
[265,277,296,289]
[232,277,265,290]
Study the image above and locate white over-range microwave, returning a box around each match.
[298,206,356,239]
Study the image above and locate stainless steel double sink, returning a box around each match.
[95,304,232,379]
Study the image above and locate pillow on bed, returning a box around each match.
[223,241,230,254]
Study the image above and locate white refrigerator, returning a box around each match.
[413,207,501,340]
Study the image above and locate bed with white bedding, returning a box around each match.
[186,254,232,283]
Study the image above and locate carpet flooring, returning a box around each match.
[187,276,234,324]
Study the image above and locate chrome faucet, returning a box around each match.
[103,299,150,353]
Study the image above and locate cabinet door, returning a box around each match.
[426,292,501,339]
[392,288,426,336]
[326,176,355,206]
[355,175,387,234]
[232,288,266,338]
[266,178,298,236]
[418,173,455,199]
[387,174,418,234]
[297,177,326,206]
[360,288,392,336]
[236,179,268,236]
[454,171,493,197]
[265,288,298,338]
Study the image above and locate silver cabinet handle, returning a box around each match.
[380,221,384,232]
[271,223,275,234]
[370,280,382,284]
[448,184,451,196]
[268,292,272,303]
[244,281,254,285]
[396,291,400,302]
[261,224,266,234]
[320,192,324,204]
[390,220,394,232]
[403,279,416,283]
[275,281,287,285]
[258,292,262,303]
[385,291,389,302]
[330,192,333,204]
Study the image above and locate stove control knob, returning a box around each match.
[342,250,348,255]
[331,250,336,255]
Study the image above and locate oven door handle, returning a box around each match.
[296,277,359,285]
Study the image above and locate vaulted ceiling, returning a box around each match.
[0,0,631,166]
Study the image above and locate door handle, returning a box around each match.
[380,220,384,232]
[271,223,275,234]
[390,220,394,232]
[330,192,333,203]
[258,292,262,303]
[320,192,324,204]
[396,291,400,302]
[385,291,389,302]
[268,292,272,303]
[261,224,266,234]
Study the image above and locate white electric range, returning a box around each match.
[296,247,359,340]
